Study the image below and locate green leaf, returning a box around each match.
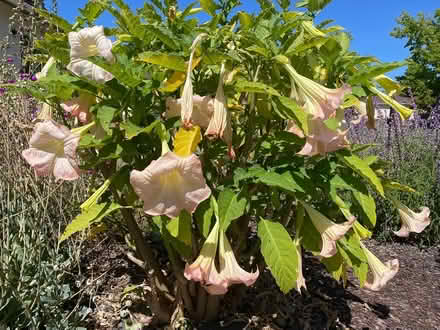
[258,219,298,293]
[35,8,72,32]
[383,180,417,194]
[235,80,281,97]
[137,52,186,71]
[336,150,384,197]
[120,120,159,140]
[60,203,123,242]
[217,189,247,231]
[352,190,376,227]
[348,62,405,85]
[144,25,179,50]
[199,0,218,16]
[96,105,118,135]
[275,96,309,135]
[79,0,110,23]
[257,171,304,193]
[238,11,253,30]
[166,210,193,258]
[321,251,343,281]
[194,198,214,238]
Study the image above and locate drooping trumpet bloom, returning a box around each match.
[184,221,228,295]
[294,239,307,292]
[181,33,208,127]
[205,63,235,159]
[22,120,81,181]
[61,93,96,123]
[360,242,399,291]
[301,201,355,258]
[297,118,349,156]
[67,26,114,83]
[391,198,431,237]
[218,230,259,289]
[165,95,214,128]
[284,63,351,120]
[130,151,211,218]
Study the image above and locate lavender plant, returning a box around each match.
[349,110,440,247]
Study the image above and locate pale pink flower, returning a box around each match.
[165,95,214,128]
[181,34,208,127]
[184,221,228,295]
[129,152,211,218]
[301,201,354,258]
[67,26,114,83]
[61,93,96,123]
[22,120,81,181]
[391,199,431,237]
[205,63,235,159]
[218,230,259,289]
[360,242,399,291]
[297,118,349,156]
[286,120,305,138]
[284,63,351,120]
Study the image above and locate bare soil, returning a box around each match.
[77,236,440,330]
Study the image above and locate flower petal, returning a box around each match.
[130,152,211,218]
[165,95,214,128]
[361,242,399,291]
[67,59,113,83]
[219,231,259,288]
[301,201,354,258]
[392,199,431,237]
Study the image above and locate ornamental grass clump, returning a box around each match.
[3,0,433,326]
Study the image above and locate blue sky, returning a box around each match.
[53,0,439,78]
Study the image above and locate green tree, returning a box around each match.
[391,9,440,112]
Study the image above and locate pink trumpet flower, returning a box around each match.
[301,201,354,258]
[297,118,349,156]
[67,26,114,83]
[218,230,259,289]
[22,120,81,181]
[165,95,214,128]
[130,152,211,218]
[391,198,431,237]
[184,221,228,295]
[360,242,399,291]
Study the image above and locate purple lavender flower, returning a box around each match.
[7,57,13,63]
[0,88,6,96]
[8,79,16,84]
[31,75,37,81]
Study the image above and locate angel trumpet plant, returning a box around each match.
[390,197,431,237]
[360,242,399,291]
[301,201,355,258]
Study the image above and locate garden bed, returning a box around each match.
[78,237,440,329]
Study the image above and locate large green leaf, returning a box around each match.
[96,105,118,135]
[60,203,123,242]
[336,150,384,196]
[217,189,247,230]
[275,96,309,135]
[194,198,214,238]
[166,210,193,258]
[348,62,405,85]
[120,120,159,140]
[35,8,73,32]
[235,80,281,97]
[257,171,304,193]
[258,219,298,293]
[79,0,110,23]
[138,52,186,71]
[199,0,218,16]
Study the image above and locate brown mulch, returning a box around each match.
[77,236,440,330]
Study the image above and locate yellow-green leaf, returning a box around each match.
[173,126,202,157]
[258,219,298,294]
[60,203,123,242]
[137,52,186,72]
[160,57,201,92]
[199,0,217,16]
[238,11,253,29]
